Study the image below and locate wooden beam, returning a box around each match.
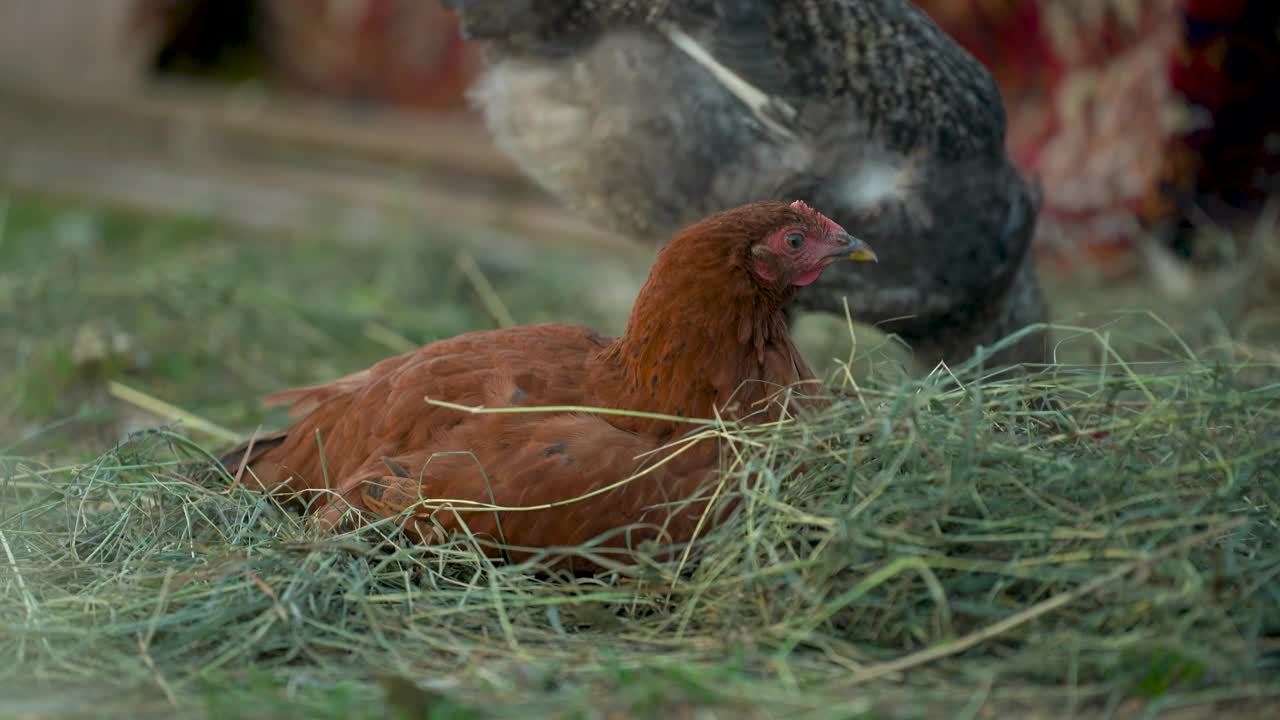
[0,80,641,259]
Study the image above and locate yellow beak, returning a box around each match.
[831,232,878,263]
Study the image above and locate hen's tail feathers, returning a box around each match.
[264,367,373,418]
[202,430,290,488]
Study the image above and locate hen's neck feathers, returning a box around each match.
[594,215,810,434]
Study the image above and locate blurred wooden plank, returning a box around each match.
[0,80,641,259]
[1,79,527,187]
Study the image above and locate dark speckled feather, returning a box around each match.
[447,0,1049,367]
[448,0,1005,156]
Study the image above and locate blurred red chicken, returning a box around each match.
[261,0,480,111]
[140,0,481,110]
[917,0,1280,273]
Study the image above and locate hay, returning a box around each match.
[2,192,1278,717]
[3,336,1278,718]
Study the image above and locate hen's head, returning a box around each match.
[652,201,876,311]
[737,200,877,289]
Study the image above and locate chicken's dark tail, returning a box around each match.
[200,429,290,488]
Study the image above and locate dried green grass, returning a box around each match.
[2,192,1279,718]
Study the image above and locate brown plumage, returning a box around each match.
[220,201,877,566]
[444,0,1048,368]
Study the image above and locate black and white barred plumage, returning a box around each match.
[443,0,1049,367]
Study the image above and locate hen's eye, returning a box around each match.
[785,232,805,250]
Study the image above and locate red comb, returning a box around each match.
[789,199,849,237]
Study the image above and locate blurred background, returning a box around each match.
[1,0,1278,450]
[2,0,1276,266]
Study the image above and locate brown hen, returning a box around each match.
[220,201,876,567]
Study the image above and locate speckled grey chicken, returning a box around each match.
[443,0,1049,369]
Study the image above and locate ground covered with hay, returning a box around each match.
[2,192,1278,718]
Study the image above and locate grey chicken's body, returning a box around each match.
[446,0,1049,368]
